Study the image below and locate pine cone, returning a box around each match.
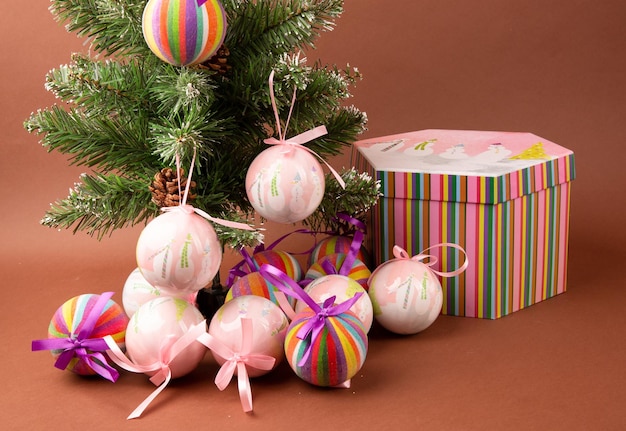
[200,45,231,75]
[149,167,197,208]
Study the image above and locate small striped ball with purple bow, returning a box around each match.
[284,308,368,387]
[142,0,227,66]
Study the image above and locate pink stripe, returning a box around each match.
[467,177,478,203]
[464,203,477,317]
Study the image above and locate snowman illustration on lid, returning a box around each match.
[403,139,437,157]
[472,142,512,163]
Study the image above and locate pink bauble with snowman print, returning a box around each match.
[136,205,222,295]
[368,259,443,335]
[245,144,325,224]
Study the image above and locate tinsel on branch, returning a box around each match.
[25,0,377,249]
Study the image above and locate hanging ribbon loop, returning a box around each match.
[391,243,469,278]
[264,70,345,189]
[31,292,120,382]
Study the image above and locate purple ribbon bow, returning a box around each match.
[259,264,363,367]
[31,292,120,382]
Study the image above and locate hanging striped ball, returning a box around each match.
[142,0,227,67]
[47,294,129,376]
[225,271,296,308]
[249,250,303,281]
[284,308,368,387]
[309,235,369,268]
[305,253,371,291]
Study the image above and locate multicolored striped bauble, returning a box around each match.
[284,308,368,387]
[142,0,227,66]
[225,271,297,308]
[47,294,128,376]
[305,253,371,291]
[249,250,302,282]
[309,235,369,268]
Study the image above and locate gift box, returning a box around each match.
[352,129,576,319]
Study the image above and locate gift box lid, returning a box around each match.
[353,129,576,204]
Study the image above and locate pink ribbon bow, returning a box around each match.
[259,264,363,367]
[198,318,276,412]
[104,320,208,420]
[388,243,469,278]
[263,70,345,188]
[31,291,119,382]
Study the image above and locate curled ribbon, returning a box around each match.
[258,264,363,367]
[264,70,345,189]
[384,243,469,278]
[197,318,276,412]
[104,320,208,420]
[31,291,119,382]
[161,149,254,231]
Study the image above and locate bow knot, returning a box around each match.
[389,243,469,278]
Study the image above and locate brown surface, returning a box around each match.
[3,1,626,430]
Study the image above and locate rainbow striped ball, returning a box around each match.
[47,293,129,376]
[305,253,371,291]
[284,308,368,387]
[225,271,296,308]
[249,250,302,281]
[309,235,369,268]
[142,0,227,66]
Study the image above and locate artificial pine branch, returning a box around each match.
[26,0,376,249]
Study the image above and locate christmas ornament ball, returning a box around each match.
[368,259,443,334]
[249,249,302,281]
[209,295,289,377]
[122,267,197,317]
[284,308,368,387]
[125,297,206,379]
[225,271,296,308]
[136,206,222,295]
[309,235,369,267]
[297,274,373,333]
[305,253,371,291]
[245,145,325,224]
[142,0,227,67]
[47,293,128,376]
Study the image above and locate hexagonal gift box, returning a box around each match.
[352,129,576,319]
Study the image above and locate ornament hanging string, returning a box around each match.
[104,321,208,420]
[259,264,362,367]
[198,318,276,412]
[387,243,469,278]
[162,148,254,231]
[31,291,119,382]
[264,70,345,189]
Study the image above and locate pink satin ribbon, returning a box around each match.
[198,318,276,412]
[258,264,363,367]
[385,243,469,278]
[104,321,208,420]
[161,149,254,231]
[264,70,345,188]
[31,291,119,382]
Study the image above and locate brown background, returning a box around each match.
[2,1,626,430]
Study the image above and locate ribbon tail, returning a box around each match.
[82,351,119,382]
[214,361,237,391]
[236,362,254,413]
[333,379,351,389]
[127,369,172,420]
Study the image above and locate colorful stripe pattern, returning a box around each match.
[353,149,575,319]
[225,271,297,308]
[305,253,372,291]
[285,309,368,387]
[142,0,227,66]
[47,294,128,375]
